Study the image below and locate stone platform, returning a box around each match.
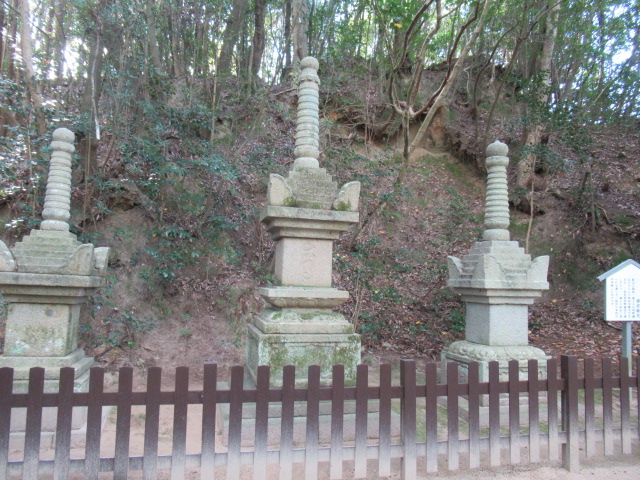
[246,308,360,387]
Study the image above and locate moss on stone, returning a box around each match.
[334,201,351,211]
[283,196,297,207]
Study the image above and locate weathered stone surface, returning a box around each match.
[267,174,295,206]
[1,350,93,395]
[261,206,359,240]
[275,237,333,287]
[0,271,103,361]
[12,229,108,276]
[4,302,80,357]
[483,140,511,241]
[258,286,349,309]
[286,168,338,209]
[253,309,355,334]
[293,57,321,170]
[94,247,110,276]
[246,322,360,386]
[0,271,104,292]
[333,181,361,212]
[464,303,529,345]
[0,241,16,271]
[41,128,75,232]
[444,140,550,380]
[448,241,549,290]
[441,340,548,382]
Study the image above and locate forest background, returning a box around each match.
[0,0,639,375]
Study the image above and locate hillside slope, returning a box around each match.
[1,78,638,380]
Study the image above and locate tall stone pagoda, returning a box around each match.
[246,57,361,386]
[442,141,550,381]
[0,128,109,393]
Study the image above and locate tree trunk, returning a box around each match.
[194,3,210,76]
[316,0,337,58]
[409,0,492,154]
[170,1,184,76]
[18,0,46,134]
[5,0,18,81]
[516,0,559,194]
[146,2,163,72]
[79,27,104,178]
[282,0,292,79]
[42,3,55,80]
[250,0,266,81]
[78,3,123,178]
[54,0,67,82]
[292,0,309,63]
[217,0,250,75]
[0,2,5,74]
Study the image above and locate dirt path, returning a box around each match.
[105,454,640,479]
[415,455,640,480]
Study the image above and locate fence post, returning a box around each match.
[446,362,460,471]
[637,357,640,443]
[84,367,105,480]
[508,360,520,465]
[143,367,162,480]
[0,368,14,480]
[329,365,345,480]
[305,365,321,480]
[53,367,76,480]
[354,364,369,479]
[400,359,416,480]
[24,367,45,480]
[378,364,392,478]
[201,363,218,480]
[560,355,579,472]
[114,367,133,479]
[253,365,270,480]
[424,362,438,473]
[227,365,244,480]
[619,357,632,455]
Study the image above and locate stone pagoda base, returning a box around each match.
[0,348,93,393]
[245,308,361,387]
[2,348,96,449]
[441,340,549,383]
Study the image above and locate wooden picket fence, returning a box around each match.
[0,356,638,479]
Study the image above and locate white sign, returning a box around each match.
[598,259,640,321]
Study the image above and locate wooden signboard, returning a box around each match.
[598,259,640,365]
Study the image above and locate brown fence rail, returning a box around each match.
[0,356,638,479]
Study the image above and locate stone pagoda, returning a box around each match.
[442,141,549,381]
[0,128,109,393]
[246,57,361,386]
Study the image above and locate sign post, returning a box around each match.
[597,259,640,372]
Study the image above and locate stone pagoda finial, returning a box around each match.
[41,128,75,232]
[483,141,510,241]
[0,128,109,277]
[294,57,321,170]
[266,56,360,212]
